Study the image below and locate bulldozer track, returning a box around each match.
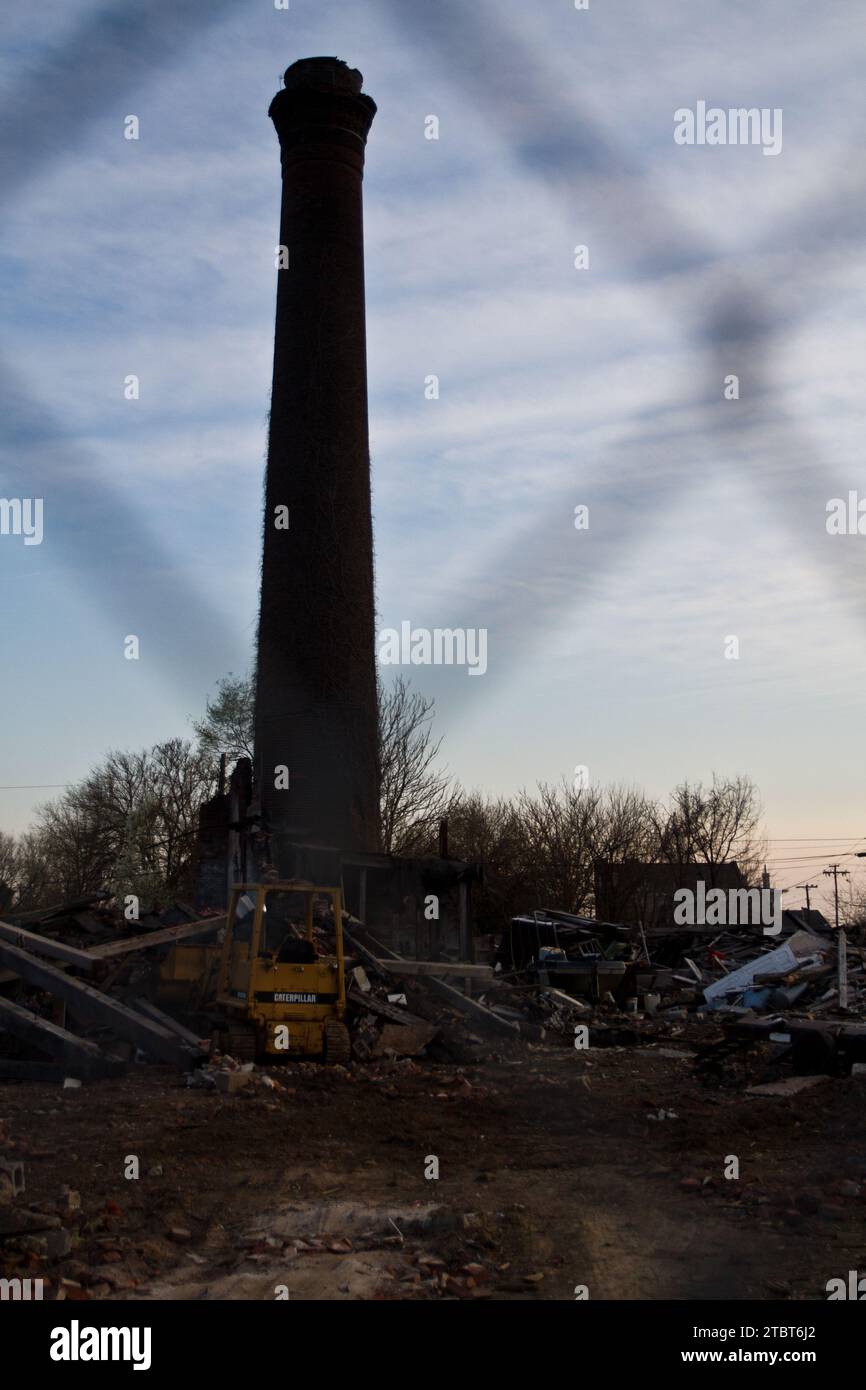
[323,1020,351,1065]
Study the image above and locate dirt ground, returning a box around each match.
[3,1027,866,1302]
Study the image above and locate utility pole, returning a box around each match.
[823,863,850,1009]
[803,883,818,913]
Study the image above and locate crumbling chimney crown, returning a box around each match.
[282,56,365,95]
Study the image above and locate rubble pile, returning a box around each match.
[0,890,861,1106]
[2,891,865,1093]
[0,894,220,1083]
[468,908,866,1089]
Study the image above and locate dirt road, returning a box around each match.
[2,1041,864,1300]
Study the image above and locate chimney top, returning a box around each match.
[283,57,365,96]
[270,57,376,149]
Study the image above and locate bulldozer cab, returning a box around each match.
[215,881,349,1062]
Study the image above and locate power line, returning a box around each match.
[776,844,866,894]
[764,854,862,865]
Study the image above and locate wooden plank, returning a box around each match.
[86,915,225,960]
[0,939,203,1069]
[544,987,591,1012]
[10,892,109,925]
[342,924,390,980]
[347,983,427,1027]
[132,998,209,1050]
[0,920,96,972]
[425,975,519,1035]
[354,928,518,1037]
[371,958,493,980]
[0,994,108,1066]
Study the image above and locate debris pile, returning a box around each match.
[2,889,864,1097]
[0,894,218,1083]
[479,908,866,1087]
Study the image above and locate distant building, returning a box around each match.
[594,859,747,931]
[780,908,830,936]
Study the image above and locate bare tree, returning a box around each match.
[193,670,456,853]
[8,830,55,911]
[378,675,458,853]
[27,739,214,910]
[517,780,601,914]
[592,785,657,863]
[192,671,255,768]
[652,774,764,884]
[0,830,18,911]
[434,791,533,934]
[839,879,866,932]
[588,785,659,923]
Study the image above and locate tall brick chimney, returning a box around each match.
[254,57,380,871]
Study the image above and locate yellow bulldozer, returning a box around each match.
[213,880,351,1064]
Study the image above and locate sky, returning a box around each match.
[1,0,865,914]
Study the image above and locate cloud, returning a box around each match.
[2,0,866,848]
